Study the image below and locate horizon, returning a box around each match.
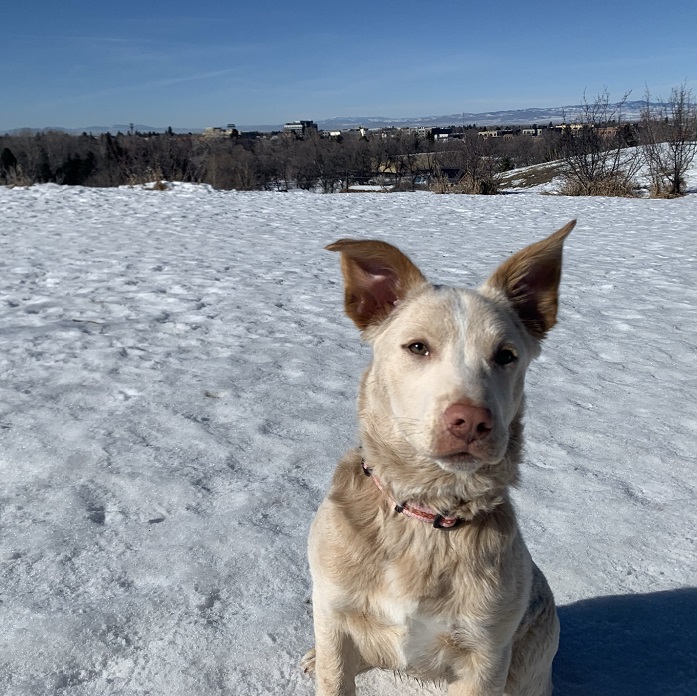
[0,99,659,136]
[3,0,696,132]
[0,97,666,134]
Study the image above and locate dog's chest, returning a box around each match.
[387,598,447,656]
[369,586,459,679]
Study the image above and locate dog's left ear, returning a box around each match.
[326,239,427,330]
[482,220,576,340]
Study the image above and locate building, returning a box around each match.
[553,123,586,133]
[431,127,455,140]
[203,124,238,138]
[478,129,517,140]
[283,120,318,138]
[596,125,619,138]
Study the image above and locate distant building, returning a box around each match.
[203,124,238,138]
[431,127,454,140]
[553,123,586,133]
[283,120,318,137]
[596,125,619,138]
[478,129,517,139]
[521,126,545,136]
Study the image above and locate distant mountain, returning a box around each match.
[310,101,651,131]
[2,124,202,136]
[3,101,657,136]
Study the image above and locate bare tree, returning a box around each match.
[307,134,346,193]
[422,144,449,192]
[255,138,290,190]
[454,131,501,194]
[395,131,426,191]
[640,84,697,197]
[558,89,641,196]
[286,137,318,191]
[341,133,374,187]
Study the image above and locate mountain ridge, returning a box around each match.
[2,100,657,135]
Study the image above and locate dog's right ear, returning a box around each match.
[326,239,427,330]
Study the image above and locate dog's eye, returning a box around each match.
[493,347,517,366]
[407,342,430,356]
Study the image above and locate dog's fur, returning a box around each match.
[303,222,575,696]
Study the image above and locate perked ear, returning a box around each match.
[325,239,427,330]
[483,220,576,340]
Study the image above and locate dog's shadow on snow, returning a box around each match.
[554,588,697,695]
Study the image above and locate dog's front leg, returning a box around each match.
[447,642,512,696]
[312,613,361,696]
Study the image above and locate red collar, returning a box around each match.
[361,460,464,530]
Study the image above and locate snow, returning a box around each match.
[0,180,696,695]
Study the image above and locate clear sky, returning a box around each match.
[3,0,696,130]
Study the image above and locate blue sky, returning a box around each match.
[3,0,696,130]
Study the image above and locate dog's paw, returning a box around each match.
[300,647,316,676]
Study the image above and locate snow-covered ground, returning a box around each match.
[0,180,696,696]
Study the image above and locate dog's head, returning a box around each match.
[327,222,574,481]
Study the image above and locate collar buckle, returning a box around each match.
[362,459,464,531]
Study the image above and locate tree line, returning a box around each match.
[0,126,561,193]
[2,85,695,197]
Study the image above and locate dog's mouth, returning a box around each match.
[429,425,508,471]
[434,450,484,473]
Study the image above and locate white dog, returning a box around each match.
[303,221,575,696]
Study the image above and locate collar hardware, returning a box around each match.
[361,459,464,530]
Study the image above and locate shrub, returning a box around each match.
[557,171,637,197]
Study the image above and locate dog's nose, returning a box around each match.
[443,402,493,441]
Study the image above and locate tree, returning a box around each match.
[342,133,374,187]
[640,84,697,197]
[557,89,640,196]
[454,131,501,194]
[1,147,17,172]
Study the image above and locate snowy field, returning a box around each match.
[0,180,696,696]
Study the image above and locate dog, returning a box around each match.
[302,221,575,696]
